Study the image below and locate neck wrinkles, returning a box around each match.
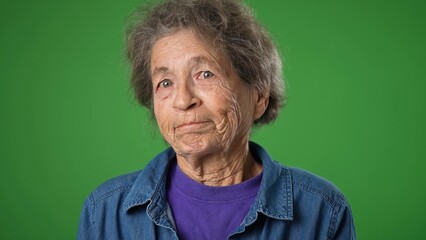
[176,142,262,186]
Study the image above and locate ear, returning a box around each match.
[253,89,270,121]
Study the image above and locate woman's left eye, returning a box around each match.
[198,71,214,79]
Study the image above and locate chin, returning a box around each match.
[170,136,220,157]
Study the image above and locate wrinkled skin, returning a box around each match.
[151,29,268,186]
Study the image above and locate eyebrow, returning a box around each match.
[152,66,170,79]
[191,56,211,66]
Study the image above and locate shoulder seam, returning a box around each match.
[293,182,348,239]
[293,182,347,209]
[88,192,96,226]
[87,184,133,227]
[328,194,347,239]
[92,184,133,205]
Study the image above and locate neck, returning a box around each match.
[176,142,262,186]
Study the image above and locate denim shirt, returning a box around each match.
[77,142,356,239]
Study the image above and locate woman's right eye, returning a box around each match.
[158,79,173,88]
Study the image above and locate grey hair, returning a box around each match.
[126,0,285,125]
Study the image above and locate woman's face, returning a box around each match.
[150,29,267,157]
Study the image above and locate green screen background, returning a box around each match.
[1,0,425,239]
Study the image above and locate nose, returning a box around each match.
[173,82,201,111]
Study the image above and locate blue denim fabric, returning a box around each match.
[77,142,356,239]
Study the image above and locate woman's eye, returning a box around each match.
[158,79,173,88]
[199,71,214,79]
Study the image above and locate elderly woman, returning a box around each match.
[78,0,355,239]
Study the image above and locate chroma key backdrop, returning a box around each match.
[1,0,425,239]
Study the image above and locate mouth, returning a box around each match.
[175,121,211,130]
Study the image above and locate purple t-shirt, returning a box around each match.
[166,160,262,240]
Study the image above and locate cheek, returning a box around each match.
[222,86,255,135]
[212,81,238,120]
[215,80,251,123]
[154,103,173,135]
[212,83,242,138]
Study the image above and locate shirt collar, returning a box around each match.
[123,148,174,213]
[248,142,294,222]
[123,142,294,221]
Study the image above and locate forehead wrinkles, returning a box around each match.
[151,29,231,73]
[152,53,205,74]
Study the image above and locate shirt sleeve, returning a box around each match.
[331,202,357,240]
[76,195,97,240]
